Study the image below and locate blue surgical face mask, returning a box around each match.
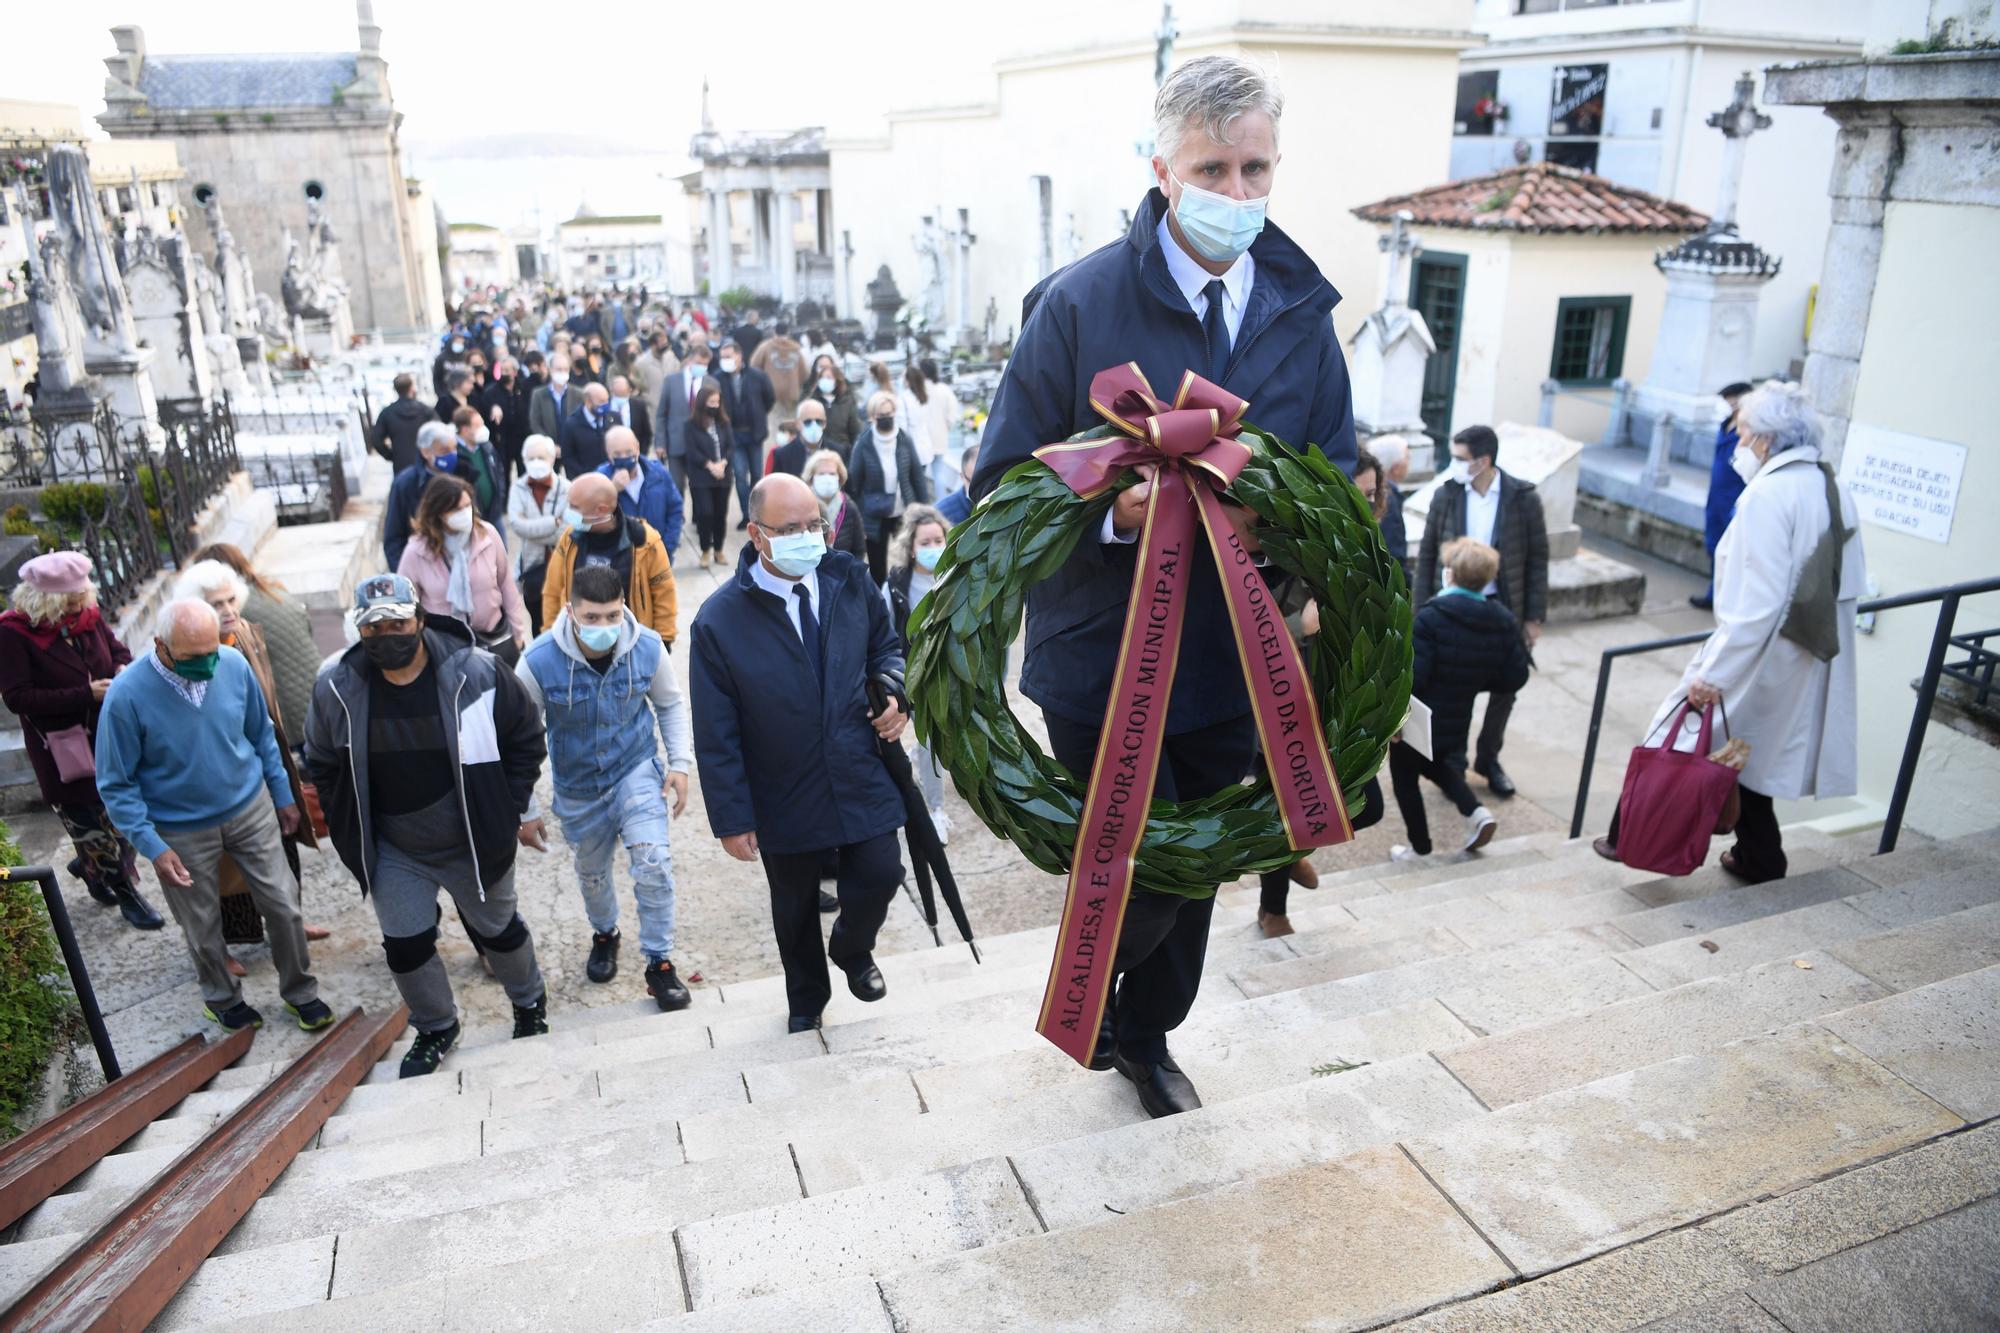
[1169,170,1269,264]
[575,622,620,653]
[801,421,825,445]
[915,544,943,572]
[563,506,591,533]
[765,530,825,578]
[430,451,458,472]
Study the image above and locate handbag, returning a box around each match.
[1614,698,1741,877]
[41,722,95,784]
[299,781,332,842]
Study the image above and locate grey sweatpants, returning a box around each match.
[160,797,318,1011]
[370,839,544,1033]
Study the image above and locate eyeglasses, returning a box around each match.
[757,518,830,537]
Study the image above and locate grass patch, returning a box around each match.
[1310,1059,1370,1078]
[0,822,77,1140]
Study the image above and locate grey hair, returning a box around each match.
[1154,55,1283,165]
[521,432,557,460]
[174,559,248,606]
[154,597,219,642]
[889,504,949,573]
[416,421,456,453]
[1736,380,1821,457]
[1367,434,1409,472]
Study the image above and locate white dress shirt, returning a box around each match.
[1156,215,1254,346]
[1100,220,1257,546]
[1463,472,1502,595]
[749,553,822,640]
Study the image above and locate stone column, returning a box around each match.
[774,192,797,305]
[708,190,734,294]
[954,208,975,350]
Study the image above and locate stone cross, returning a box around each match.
[1154,2,1178,89]
[1378,210,1422,309]
[1705,71,1772,234]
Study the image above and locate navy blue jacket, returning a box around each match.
[971,188,1358,734]
[690,547,907,855]
[937,487,972,526]
[598,456,685,556]
[1704,421,1745,555]
[560,405,613,479]
[383,455,476,570]
[714,365,775,455]
[1411,591,1532,770]
[1382,484,1411,582]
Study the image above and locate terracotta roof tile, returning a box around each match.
[1353,162,1707,235]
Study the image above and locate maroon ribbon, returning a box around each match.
[1030,364,1351,1067]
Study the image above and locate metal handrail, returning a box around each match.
[1570,574,2000,856]
[2,864,122,1082]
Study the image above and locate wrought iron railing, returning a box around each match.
[1570,574,2000,857]
[237,441,348,526]
[72,469,165,615]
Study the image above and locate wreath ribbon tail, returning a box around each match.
[1191,483,1353,851]
[1034,468,1197,1068]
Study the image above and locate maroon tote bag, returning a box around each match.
[1615,699,1741,877]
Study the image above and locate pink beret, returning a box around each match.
[19,551,94,594]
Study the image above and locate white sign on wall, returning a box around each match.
[1836,423,1967,545]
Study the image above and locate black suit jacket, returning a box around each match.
[559,406,613,480]
[1413,469,1550,623]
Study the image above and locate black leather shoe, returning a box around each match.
[818,889,839,913]
[585,929,620,983]
[787,1014,821,1034]
[1088,1014,1117,1072]
[1474,759,1517,799]
[845,963,887,1003]
[112,884,165,931]
[1689,592,1714,610]
[1112,1050,1203,1118]
[645,958,692,1012]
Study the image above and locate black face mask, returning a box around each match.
[875,416,897,434]
[361,631,421,671]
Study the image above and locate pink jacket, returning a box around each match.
[396,522,529,642]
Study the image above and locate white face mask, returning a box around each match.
[811,473,840,500]
[445,508,474,533]
[550,372,568,388]
[475,426,491,445]
[1168,169,1270,264]
[1729,443,1763,485]
[524,458,553,480]
[1447,458,1473,486]
[817,375,837,395]
[720,358,739,374]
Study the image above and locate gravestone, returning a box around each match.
[123,229,213,404]
[866,265,902,351]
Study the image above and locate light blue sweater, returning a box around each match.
[94,646,292,860]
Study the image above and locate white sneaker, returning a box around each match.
[1464,806,1497,852]
[929,807,950,846]
[1390,844,1425,863]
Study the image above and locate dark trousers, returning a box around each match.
[1259,777,1383,917]
[864,516,900,586]
[760,830,903,1020]
[667,455,689,500]
[1475,690,1515,770]
[690,487,730,553]
[1388,740,1479,857]
[1045,710,1256,1062]
[1607,783,1786,881]
[521,560,549,637]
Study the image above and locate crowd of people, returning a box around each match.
[4,58,1862,1120]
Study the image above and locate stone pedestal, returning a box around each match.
[84,347,162,444]
[1347,306,1435,447]
[1628,242,1777,472]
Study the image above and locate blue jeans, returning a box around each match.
[551,758,677,962]
[731,443,756,522]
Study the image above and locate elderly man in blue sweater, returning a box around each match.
[95,599,333,1034]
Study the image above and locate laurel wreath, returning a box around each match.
[907,424,1414,900]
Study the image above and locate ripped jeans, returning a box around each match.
[551,757,678,963]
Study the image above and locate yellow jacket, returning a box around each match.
[540,515,678,644]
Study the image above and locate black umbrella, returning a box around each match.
[869,677,980,962]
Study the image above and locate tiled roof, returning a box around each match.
[1353,163,1707,236]
[136,54,357,110]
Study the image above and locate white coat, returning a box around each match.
[1646,445,1866,801]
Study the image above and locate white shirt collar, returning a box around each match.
[1155,215,1254,330]
[748,552,821,620]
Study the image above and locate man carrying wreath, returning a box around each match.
[972,55,1358,1117]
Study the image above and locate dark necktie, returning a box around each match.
[793,584,822,685]
[1202,279,1231,386]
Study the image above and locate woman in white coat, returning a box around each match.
[1600,381,1866,882]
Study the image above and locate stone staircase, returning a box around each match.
[4,828,1996,1330]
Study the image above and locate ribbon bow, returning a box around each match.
[1029,364,1351,1068]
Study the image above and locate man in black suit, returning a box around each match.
[559,382,614,479]
[606,375,653,452]
[713,340,773,528]
[371,373,433,473]
[729,308,765,361]
[655,347,711,498]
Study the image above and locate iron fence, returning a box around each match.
[237,441,348,526]
[71,466,165,615]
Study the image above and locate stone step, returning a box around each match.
[1391,1118,2000,1331]
[870,1018,1969,1330]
